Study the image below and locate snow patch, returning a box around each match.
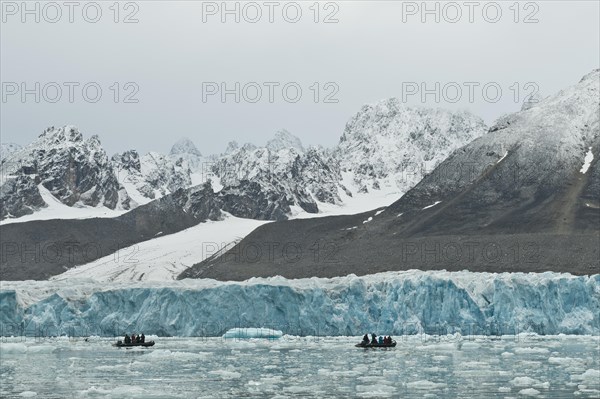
[422,201,442,210]
[497,150,509,164]
[580,147,594,174]
[518,388,541,396]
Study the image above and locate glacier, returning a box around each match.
[1,270,598,337]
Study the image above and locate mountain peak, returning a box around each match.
[170,137,202,157]
[39,125,83,143]
[1,125,131,214]
[336,100,488,191]
[579,68,600,83]
[224,141,239,154]
[266,129,304,152]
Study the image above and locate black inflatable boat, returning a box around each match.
[355,340,396,348]
[113,340,155,348]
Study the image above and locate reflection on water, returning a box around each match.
[0,335,599,398]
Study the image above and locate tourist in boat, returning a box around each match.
[124,334,131,344]
[378,335,383,345]
[371,334,377,344]
[140,333,145,343]
[362,334,369,344]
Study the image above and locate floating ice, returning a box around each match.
[514,347,550,354]
[0,334,597,398]
[0,343,56,354]
[223,328,283,339]
[209,370,242,379]
[518,388,541,396]
[406,380,447,390]
[571,369,600,386]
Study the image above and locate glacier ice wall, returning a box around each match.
[1,271,598,337]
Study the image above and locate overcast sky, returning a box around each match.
[1,1,599,156]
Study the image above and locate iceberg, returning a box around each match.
[0,270,598,337]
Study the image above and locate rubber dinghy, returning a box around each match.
[355,341,396,348]
[112,341,155,348]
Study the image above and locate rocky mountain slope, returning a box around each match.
[0,131,204,220]
[0,89,510,281]
[0,181,223,280]
[112,150,192,205]
[215,143,344,217]
[1,102,486,223]
[336,101,488,193]
[181,69,600,280]
[0,175,47,219]
[0,126,132,219]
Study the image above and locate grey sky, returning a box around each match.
[1,1,599,156]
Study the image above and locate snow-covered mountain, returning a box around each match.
[213,108,484,220]
[0,103,495,280]
[169,137,204,171]
[384,68,600,234]
[0,126,132,220]
[335,100,488,193]
[112,150,192,205]
[0,103,490,223]
[186,69,600,281]
[266,129,305,153]
[215,139,345,217]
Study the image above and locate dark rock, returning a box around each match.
[0,176,46,219]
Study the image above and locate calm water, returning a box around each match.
[1,335,599,398]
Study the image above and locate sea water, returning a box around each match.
[1,334,598,398]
